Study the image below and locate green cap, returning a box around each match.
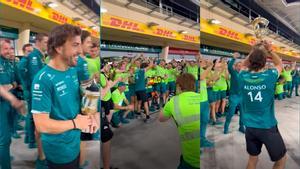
[118,82,126,87]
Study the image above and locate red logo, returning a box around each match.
[110,18,140,31]
[218,28,240,40]
[51,12,68,24]
[155,29,175,38]
[6,0,34,11]
[183,35,196,42]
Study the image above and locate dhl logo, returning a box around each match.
[154,29,176,38]
[183,35,197,42]
[51,12,68,24]
[217,28,240,40]
[109,18,141,32]
[5,0,34,11]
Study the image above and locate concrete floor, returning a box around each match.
[201,96,300,169]
[108,113,181,169]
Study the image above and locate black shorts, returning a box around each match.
[80,132,93,141]
[101,99,114,115]
[101,112,113,143]
[245,126,286,161]
[135,90,147,103]
[47,153,80,169]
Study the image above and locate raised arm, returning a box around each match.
[228,52,239,74]
[263,41,282,74]
[200,60,213,80]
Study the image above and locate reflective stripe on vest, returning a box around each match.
[180,130,200,142]
[174,96,200,126]
[174,96,200,141]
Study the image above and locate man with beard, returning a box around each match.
[31,24,97,169]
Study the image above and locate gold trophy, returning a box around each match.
[252,17,269,40]
[81,79,100,116]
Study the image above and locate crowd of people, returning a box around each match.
[1,22,300,169]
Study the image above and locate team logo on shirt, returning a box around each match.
[34,84,40,90]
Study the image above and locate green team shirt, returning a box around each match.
[115,72,130,92]
[282,70,292,82]
[100,73,112,101]
[0,56,19,145]
[228,59,240,95]
[163,92,200,168]
[239,69,278,129]
[286,70,293,82]
[31,66,81,164]
[86,57,100,78]
[200,68,208,102]
[213,73,227,91]
[76,56,90,82]
[112,89,126,112]
[167,68,178,82]
[275,82,284,94]
[135,69,146,91]
[146,69,155,92]
[18,48,45,93]
[186,65,199,80]
[156,66,168,84]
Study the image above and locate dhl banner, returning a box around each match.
[0,0,99,37]
[200,18,299,58]
[101,14,200,44]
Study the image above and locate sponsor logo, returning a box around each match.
[109,17,141,32]
[34,84,40,90]
[217,28,240,40]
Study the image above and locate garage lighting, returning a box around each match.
[244,33,253,37]
[45,2,58,8]
[34,8,41,13]
[73,17,82,21]
[147,22,159,27]
[89,26,98,30]
[101,8,107,13]
[208,19,221,24]
[178,30,188,34]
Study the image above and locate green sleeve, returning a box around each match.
[111,90,118,104]
[163,99,173,118]
[100,74,106,87]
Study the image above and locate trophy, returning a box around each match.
[81,79,100,116]
[252,17,269,40]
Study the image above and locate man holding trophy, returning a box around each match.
[239,17,287,169]
[31,24,99,169]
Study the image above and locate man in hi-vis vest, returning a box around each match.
[159,73,200,169]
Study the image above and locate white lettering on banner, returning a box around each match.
[244,85,266,90]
